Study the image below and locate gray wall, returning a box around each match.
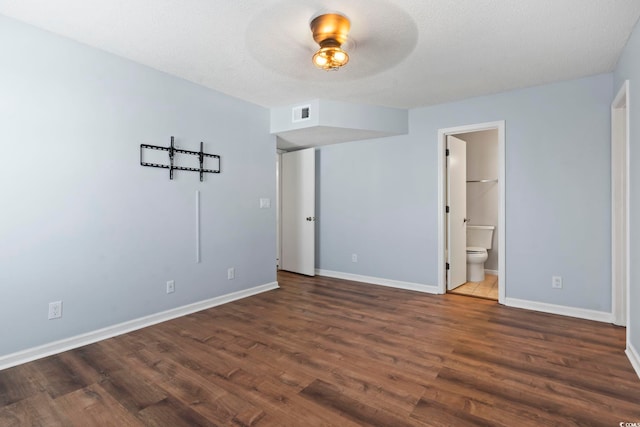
[0,16,276,356]
[463,130,499,272]
[614,18,640,356]
[317,73,612,312]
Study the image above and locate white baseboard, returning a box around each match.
[504,297,614,323]
[627,342,640,380]
[485,269,499,276]
[315,269,441,294]
[0,281,279,371]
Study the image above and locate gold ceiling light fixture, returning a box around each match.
[310,13,350,71]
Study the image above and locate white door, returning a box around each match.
[447,135,467,290]
[281,148,315,276]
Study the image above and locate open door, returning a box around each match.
[281,148,315,276]
[447,135,467,290]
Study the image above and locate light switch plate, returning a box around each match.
[260,198,271,209]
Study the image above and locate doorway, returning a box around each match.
[611,80,629,329]
[278,148,316,276]
[438,121,506,303]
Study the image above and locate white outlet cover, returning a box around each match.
[166,280,175,294]
[48,301,63,319]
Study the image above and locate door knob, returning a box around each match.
[306,217,316,221]
[463,218,470,223]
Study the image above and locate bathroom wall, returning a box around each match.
[0,16,276,359]
[463,129,499,272]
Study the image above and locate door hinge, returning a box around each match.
[445,148,450,156]
[446,263,450,270]
[446,205,450,213]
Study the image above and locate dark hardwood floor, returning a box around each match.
[1,271,639,426]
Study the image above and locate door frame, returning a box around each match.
[437,121,506,303]
[611,80,630,329]
[276,150,283,270]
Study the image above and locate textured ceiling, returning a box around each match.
[1,0,639,110]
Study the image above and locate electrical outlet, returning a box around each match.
[352,253,358,263]
[552,276,563,289]
[166,280,175,294]
[48,301,62,320]
[228,267,235,280]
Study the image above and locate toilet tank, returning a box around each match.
[467,225,495,249]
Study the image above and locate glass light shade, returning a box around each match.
[312,46,349,70]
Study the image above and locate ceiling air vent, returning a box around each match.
[292,105,311,123]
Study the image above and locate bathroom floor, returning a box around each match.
[449,273,498,300]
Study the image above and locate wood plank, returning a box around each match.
[53,384,144,427]
[300,378,416,427]
[0,364,41,406]
[31,355,90,399]
[0,392,70,426]
[136,396,217,427]
[98,368,167,413]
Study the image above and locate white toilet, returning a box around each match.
[466,225,495,282]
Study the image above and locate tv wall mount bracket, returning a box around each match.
[140,136,221,181]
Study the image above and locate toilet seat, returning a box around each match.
[466,246,487,254]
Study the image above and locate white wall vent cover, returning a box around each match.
[292,105,311,123]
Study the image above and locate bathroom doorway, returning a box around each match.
[437,121,505,303]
